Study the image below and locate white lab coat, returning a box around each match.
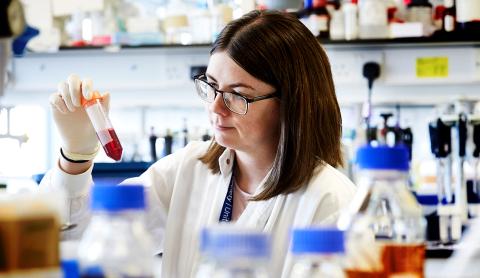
[40,141,356,277]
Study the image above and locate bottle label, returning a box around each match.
[0,216,59,271]
[445,15,455,32]
[345,243,425,277]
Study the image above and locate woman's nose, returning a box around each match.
[209,93,229,116]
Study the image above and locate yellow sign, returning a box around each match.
[416,57,449,78]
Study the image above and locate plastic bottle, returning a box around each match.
[163,0,192,45]
[309,0,330,38]
[189,1,212,44]
[443,0,456,32]
[358,0,389,39]
[298,0,313,32]
[330,8,345,40]
[456,0,480,33]
[182,118,189,147]
[342,0,359,40]
[195,226,270,278]
[338,145,426,277]
[162,129,173,157]
[194,229,216,278]
[289,227,345,278]
[149,126,158,162]
[77,185,154,278]
[407,0,433,29]
[61,241,80,278]
[210,1,234,42]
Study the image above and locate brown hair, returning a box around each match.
[200,10,343,200]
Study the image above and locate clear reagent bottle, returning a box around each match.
[77,184,154,278]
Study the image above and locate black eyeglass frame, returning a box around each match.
[193,74,280,115]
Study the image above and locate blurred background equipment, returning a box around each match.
[0,0,25,98]
[263,0,303,10]
[0,191,63,276]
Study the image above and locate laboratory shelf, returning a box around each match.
[8,33,480,107]
[91,161,153,185]
[319,32,480,49]
[32,162,152,185]
[49,32,480,53]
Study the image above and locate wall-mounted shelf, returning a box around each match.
[51,34,480,52]
[5,36,480,107]
[319,33,480,49]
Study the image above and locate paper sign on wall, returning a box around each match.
[416,57,449,78]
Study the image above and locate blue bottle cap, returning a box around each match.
[356,145,409,171]
[91,184,145,211]
[203,227,270,259]
[291,227,344,254]
[61,260,79,278]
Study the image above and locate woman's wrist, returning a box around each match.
[59,148,93,175]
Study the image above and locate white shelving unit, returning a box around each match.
[3,41,480,107]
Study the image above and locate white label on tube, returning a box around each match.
[85,101,113,142]
[97,128,113,145]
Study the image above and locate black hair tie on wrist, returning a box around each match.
[60,148,89,163]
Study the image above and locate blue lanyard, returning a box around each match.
[219,172,235,222]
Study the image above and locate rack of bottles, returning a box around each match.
[17,0,480,54]
[297,0,480,41]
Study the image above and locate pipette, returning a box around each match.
[472,123,480,196]
[429,118,454,243]
[455,113,468,222]
[81,91,123,161]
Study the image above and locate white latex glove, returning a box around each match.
[49,74,110,157]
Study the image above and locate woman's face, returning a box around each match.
[206,52,281,154]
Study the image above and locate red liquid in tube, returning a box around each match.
[97,128,123,161]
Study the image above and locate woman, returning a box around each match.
[41,10,355,277]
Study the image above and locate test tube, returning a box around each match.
[82,91,123,161]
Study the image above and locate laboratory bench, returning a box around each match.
[32,161,152,186]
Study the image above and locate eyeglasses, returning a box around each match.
[193,74,280,115]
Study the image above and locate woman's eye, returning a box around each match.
[206,80,216,86]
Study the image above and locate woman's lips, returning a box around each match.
[214,124,233,131]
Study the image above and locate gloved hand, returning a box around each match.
[49,74,110,159]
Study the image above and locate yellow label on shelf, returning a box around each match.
[416,57,449,78]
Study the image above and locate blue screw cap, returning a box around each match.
[91,184,145,211]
